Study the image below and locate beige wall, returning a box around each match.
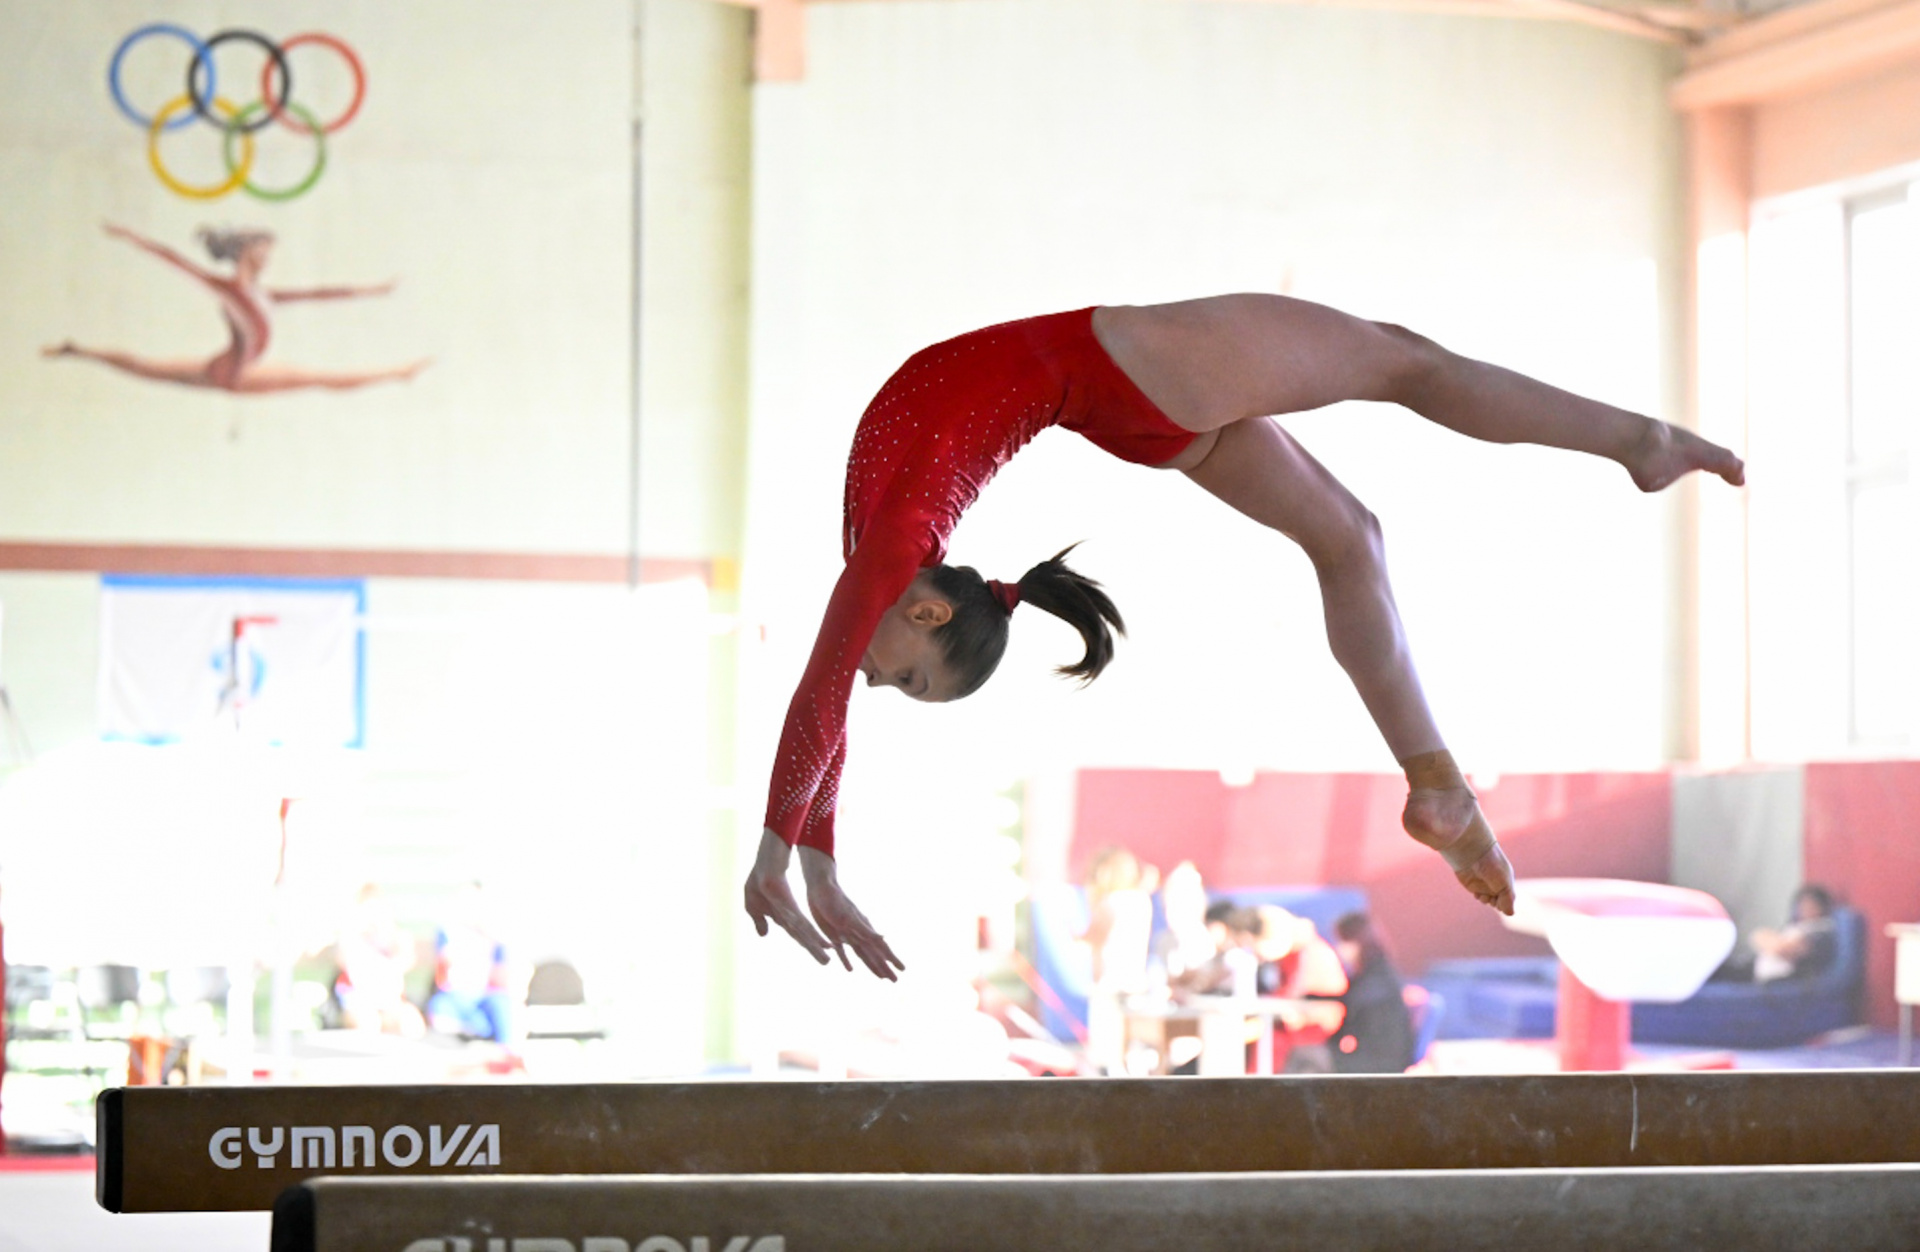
[1,0,630,553]
[0,0,753,1065]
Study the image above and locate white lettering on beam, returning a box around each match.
[344,1126,375,1167]
[205,1124,501,1169]
[291,1127,335,1169]
[401,1238,784,1252]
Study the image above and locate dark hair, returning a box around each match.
[197,226,275,264]
[1203,899,1238,927]
[1792,884,1836,917]
[926,544,1124,698]
[1334,910,1391,974]
[1226,906,1265,939]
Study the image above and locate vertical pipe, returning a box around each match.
[627,3,647,590]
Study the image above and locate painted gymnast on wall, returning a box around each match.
[747,295,1746,980]
[43,223,428,393]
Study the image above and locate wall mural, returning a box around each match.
[43,25,428,396]
[43,224,427,394]
[109,24,364,204]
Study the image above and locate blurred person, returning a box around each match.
[1080,846,1158,1074]
[1715,884,1843,984]
[1250,905,1347,1074]
[1173,901,1262,998]
[743,295,1746,978]
[43,223,428,393]
[426,882,526,1047]
[1324,911,1416,1074]
[1157,861,1215,981]
[333,882,425,1038]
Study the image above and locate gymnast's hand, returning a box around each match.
[744,827,834,967]
[799,847,906,982]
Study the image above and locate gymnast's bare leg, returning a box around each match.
[41,342,212,387]
[1094,294,1744,914]
[234,360,431,392]
[43,342,429,393]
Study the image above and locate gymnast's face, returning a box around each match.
[862,583,958,703]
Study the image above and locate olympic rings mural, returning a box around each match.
[108,24,366,202]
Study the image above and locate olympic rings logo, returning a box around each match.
[108,24,366,202]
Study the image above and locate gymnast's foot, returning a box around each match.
[41,341,76,358]
[1625,417,1745,492]
[1400,753,1516,916]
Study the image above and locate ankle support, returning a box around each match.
[1399,749,1500,874]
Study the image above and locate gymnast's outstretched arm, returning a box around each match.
[269,280,397,302]
[102,222,219,288]
[747,526,923,979]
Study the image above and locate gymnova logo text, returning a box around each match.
[399,1240,784,1252]
[207,1124,501,1170]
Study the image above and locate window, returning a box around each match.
[1844,189,1918,747]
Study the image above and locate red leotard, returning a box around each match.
[763,307,1196,854]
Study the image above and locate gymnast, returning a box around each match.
[746,295,1744,980]
[43,223,428,394]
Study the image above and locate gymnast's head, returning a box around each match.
[859,545,1125,703]
[197,225,277,274]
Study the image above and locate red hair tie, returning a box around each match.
[986,578,1021,614]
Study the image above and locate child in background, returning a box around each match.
[1081,847,1158,1074]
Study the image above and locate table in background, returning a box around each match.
[1124,995,1335,1076]
[1888,923,1920,1067]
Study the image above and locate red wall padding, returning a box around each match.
[1803,761,1920,1030]
[1072,768,1672,973]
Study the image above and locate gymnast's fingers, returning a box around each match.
[776,905,833,964]
[749,877,832,963]
[742,887,769,937]
[846,932,898,981]
[835,913,903,981]
[848,918,905,977]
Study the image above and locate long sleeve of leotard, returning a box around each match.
[763,520,932,856]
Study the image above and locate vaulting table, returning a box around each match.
[1503,878,1737,1071]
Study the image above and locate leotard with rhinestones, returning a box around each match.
[763,307,1196,855]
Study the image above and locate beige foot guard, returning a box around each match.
[1400,748,1514,914]
[1400,749,1498,872]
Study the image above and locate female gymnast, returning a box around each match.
[43,223,428,393]
[746,295,1744,980]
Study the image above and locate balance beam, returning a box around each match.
[99,1070,1920,1213]
[271,1168,1920,1252]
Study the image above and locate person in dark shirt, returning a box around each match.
[1326,911,1416,1074]
[1716,884,1841,983]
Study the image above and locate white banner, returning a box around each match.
[99,576,364,748]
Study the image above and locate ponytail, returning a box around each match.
[926,543,1125,698]
[1014,544,1124,683]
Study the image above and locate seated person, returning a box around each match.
[426,882,527,1046]
[1156,861,1216,982]
[1323,911,1416,1074]
[334,882,426,1038]
[1714,884,1841,984]
[1250,905,1348,1073]
[1172,901,1263,998]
